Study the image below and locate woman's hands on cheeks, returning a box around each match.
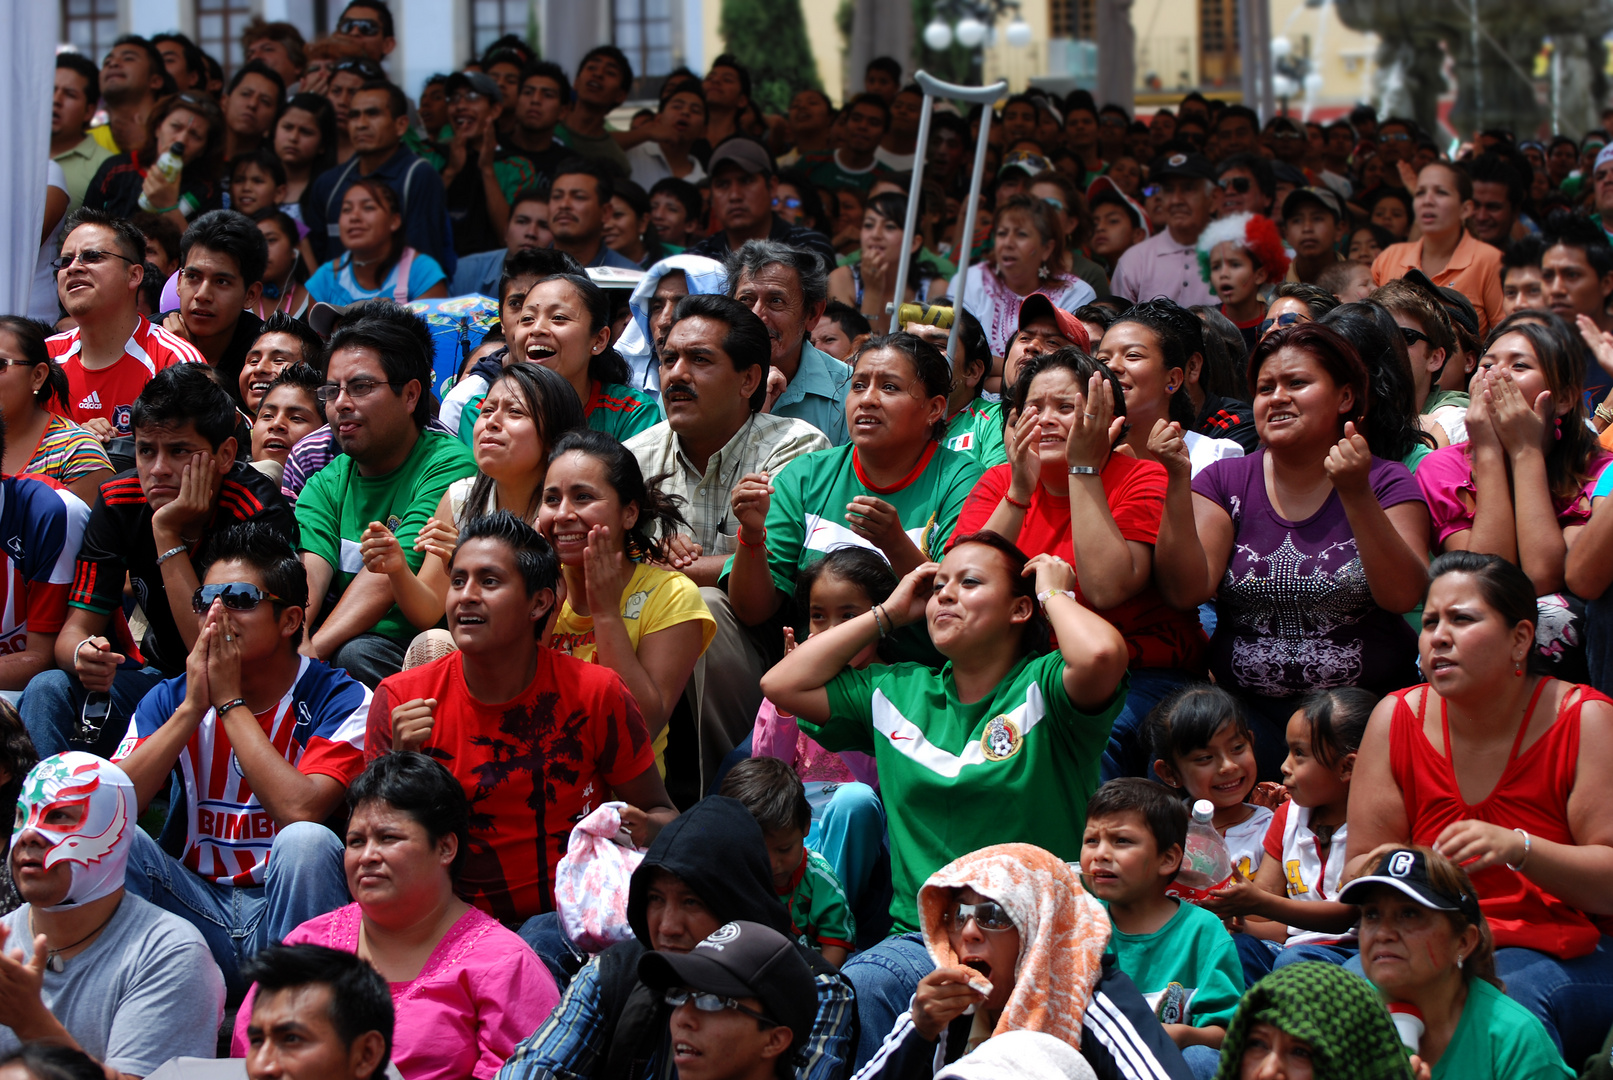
[1323,421,1373,497]
[1484,368,1552,457]
[583,524,633,614]
[1434,819,1529,874]
[1465,369,1501,452]
[1146,420,1193,481]
[1005,406,1043,501]
[1066,374,1123,472]
[885,562,938,627]
[911,967,987,1041]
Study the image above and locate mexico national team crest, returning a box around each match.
[981,715,1022,761]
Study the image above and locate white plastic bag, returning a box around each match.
[554,801,645,954]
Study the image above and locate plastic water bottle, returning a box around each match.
[137,143,186,211]
[1386,1002,1425,1054]
[1172,800,1234,900]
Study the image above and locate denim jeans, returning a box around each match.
[518,910,587,992]
[1181,1045,1222,1080]
[20,665,167,760]
[1346,935,1613,1063]
[329,632,408,690]
[124,822,349,998]
[1235,933,1356,986]
[809,782,893,948]
[1101,668,1195,782]
[841,932,933,1069]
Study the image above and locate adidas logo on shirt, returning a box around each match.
[78,391,102,411]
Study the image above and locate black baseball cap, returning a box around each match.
[1148,150,1216,182]
[1338,848,1483,923]
[637,921,817,1054]
[1401,268,1481,337]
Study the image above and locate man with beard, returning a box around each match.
[548,158,644,270]
[625,296,828,589]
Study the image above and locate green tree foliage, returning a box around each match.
[720,0,823,114]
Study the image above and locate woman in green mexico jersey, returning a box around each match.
[761,530,1129,934]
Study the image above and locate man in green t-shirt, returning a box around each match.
[295,310,475,686]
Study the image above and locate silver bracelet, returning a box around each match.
[1505,828,1532,872]
[156,544,188,565]
[1067,465,1099,476]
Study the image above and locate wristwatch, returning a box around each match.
[1067,465,1098,476]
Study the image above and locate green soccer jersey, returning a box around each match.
[1106,899,1244,1030]
[295,428,476,644]
[722,441,984,664]
[944,400,1007,468]
[1431,978,1573,1080]
[810,650,1123,933]
[782,848,856,953]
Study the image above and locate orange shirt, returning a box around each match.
[1372,231,1504,337]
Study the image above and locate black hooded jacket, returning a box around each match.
[497,798,856,1080]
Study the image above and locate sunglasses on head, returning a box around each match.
[332,59,384,78]
[1259,312,1306,335]
[192,582,286,614]
[941,900,1015,932]
[1219,176,1251,194]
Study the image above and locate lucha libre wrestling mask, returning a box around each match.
[9,752,135,911]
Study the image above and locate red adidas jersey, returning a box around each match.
[47,316,205,434]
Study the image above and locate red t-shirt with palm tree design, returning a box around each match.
[366,649,656,923]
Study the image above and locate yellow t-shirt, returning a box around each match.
[549,562,716,773]
[89,124,120,154]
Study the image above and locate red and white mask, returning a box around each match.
[10,752,135,910]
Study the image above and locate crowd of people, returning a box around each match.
[9,2,1613,1079]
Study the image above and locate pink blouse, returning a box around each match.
[1416,444,1610,547]
[232,904,558,1080]
[752,698,878,788]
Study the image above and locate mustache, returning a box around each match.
[664,384,699,401]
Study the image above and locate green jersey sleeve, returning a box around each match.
[807,666,878,754]
[294,459,345,569]
[789,849,856,951]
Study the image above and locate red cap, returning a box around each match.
[1017,292,1091,352]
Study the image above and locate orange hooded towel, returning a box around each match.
[918,843,1110,1051]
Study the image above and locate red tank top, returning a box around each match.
[1388,680,1606,958]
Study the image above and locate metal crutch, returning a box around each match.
[889,71,1010,376]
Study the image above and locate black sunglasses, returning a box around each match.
[940,900,1015,932]
[337,17,383,36]
[1219,176,1252,194]
[332,59,385,79]
[51,249,138,272]
[1400,326,1431,348]
[1259,312,1306,335]
[663,989,777,1026]
[192,582,286,614]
